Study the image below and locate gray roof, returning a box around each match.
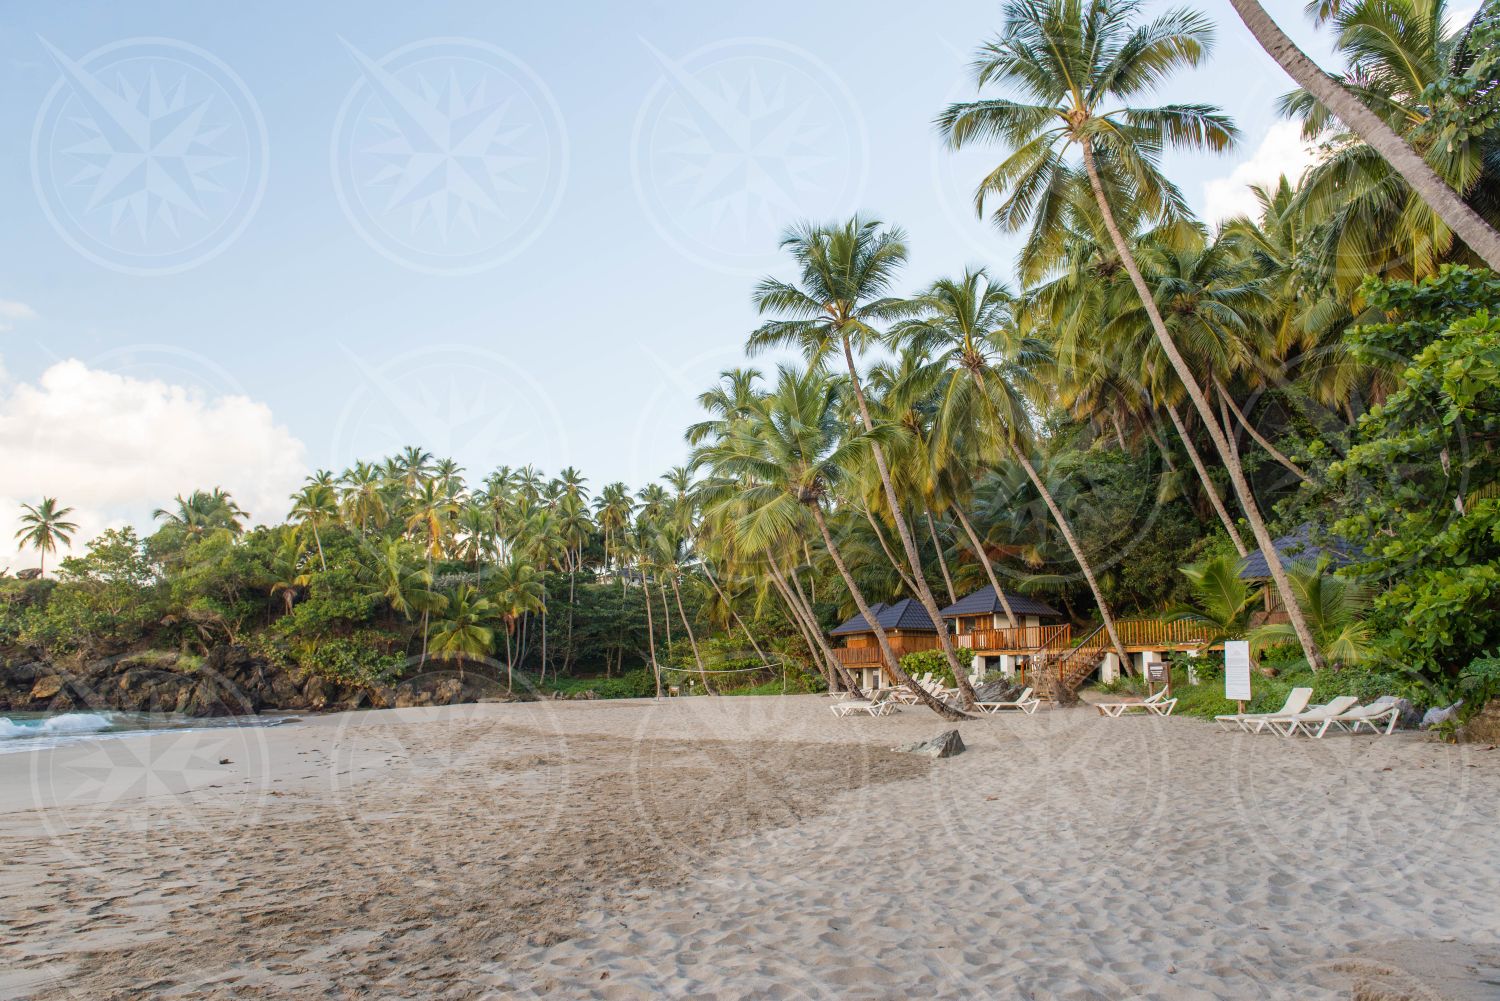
[1238,524,1362,580]
[829,598,936,635]
[938,586,1062,620]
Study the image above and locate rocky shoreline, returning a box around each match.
[0,646,523,718]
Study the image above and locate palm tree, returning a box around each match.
[405,480,458,562]
[429,584,495,680]
[699,364,966,719]
[892,267,1134,664]
[358,538,444,659]
[289,478,338,571]
[267,531,310,616]
[339,461,389,534]
[1165,553,1260,648]
[154,488,247,540]
[491,559,545,690]
[15,498,77,577]
[749,217,980,708]
[1250,561,1376,669]
[1224,0,1500,271]
[938,0,1329,670]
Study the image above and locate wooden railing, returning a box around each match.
[963,623,1071,653]
[1105,618,1216,649]
[831,634,939,666]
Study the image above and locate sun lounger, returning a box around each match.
[1215,687,1314,732]
[1309,701,1401,738]
[975,687,1039,715]
[1261,695,1360,736]
[1096,688,1177,718]
[830,690,901,718]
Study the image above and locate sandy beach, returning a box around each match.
[2,695,1498,1000]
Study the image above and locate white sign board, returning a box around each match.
[1224,641,1252,702]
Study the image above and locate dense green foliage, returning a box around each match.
[9,0,1500,715]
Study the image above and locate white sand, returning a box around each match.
[2,695,1497,999]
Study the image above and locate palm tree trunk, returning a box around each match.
[840,336,977,708]
[1143,418,1178,474]
[862,504,919,594]
[1226,0,1500,271]
[1082,140,1327,671]
[670,573,715,694]
[420,608,430,667]
[951,504,1018,628]
[1165,404,1249,557]
[658,582,673,648]
[702,561,772,669]
[771,552,862,694]
[925,508,958,606]
[811,503,966,720]
[766,564,840,690]
[1005,440,1132,670]
[312,523,327,571]
[1216,381,1310,483]
[642,571,662,698]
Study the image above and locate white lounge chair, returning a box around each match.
[1310,701,1401,738]
[1215,687,1314,732]
[830,690,901,718]
[1261,695,1360,736]
[1096,688,1177,718]
[976,686,1039,715]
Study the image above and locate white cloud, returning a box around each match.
[1202,121,1319,224]
[0,359,307,569]
[0,299,37,333]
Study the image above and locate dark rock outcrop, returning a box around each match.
[896,729,966,759]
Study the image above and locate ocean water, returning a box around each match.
[0,711,295,754]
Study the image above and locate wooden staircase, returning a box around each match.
[1029,624,1110,704]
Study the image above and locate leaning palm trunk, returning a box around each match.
[1216,381,1310,484]
[776,553,864,694]
[840,337,978,708]
[1226,0,1500,271]
[774,564,858,696]
[925,508,959,605]
[811,504,967,720]
[642,570,662,698]
[862,505,920,594]
[702,561,772,669]
[670,573,716,695]
[1005,440,1133,671]
[951,503,1019,628]
[1165,404,1249,557]
[1082,141,1327,670]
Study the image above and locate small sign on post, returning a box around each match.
[1224,640,1252,712]
[1146,657,1169,696]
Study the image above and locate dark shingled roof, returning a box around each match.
[938,585,1063,620]
[1238,524,1363,580]
[829,597,937,635]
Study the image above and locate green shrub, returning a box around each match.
[899,646,974,687]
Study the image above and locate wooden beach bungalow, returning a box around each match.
[1239,524,1362,626]
[939,586,1067,678]
[828,598,938,691]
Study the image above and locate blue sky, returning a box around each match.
[0,0,1338,558]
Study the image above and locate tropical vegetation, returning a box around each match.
[6,0,1499,721]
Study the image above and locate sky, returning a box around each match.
[0,0,1341,565]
